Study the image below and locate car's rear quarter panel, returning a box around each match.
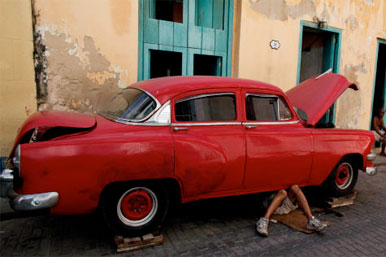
[17,125,174,214]
[309,129,374,184]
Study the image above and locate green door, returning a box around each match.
[138,0,234,81]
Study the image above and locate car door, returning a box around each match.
[243,90,314,191]
[171,89,246,200]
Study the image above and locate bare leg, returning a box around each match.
[263,189,287,219]
[381,142,386,155]
[287,185,312,220]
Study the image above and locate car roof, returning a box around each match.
[131,76,283,104]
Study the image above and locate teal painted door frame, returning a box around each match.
[138,0,234,81]
[369,39,386,129]
[296,21,342,124]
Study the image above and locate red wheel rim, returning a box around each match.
[335,162,353,190]
[120,189,153,220]
[336,165,349,186]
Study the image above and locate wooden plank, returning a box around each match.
[213,0,224,30]
[144,0,159,44]
[202,27,215,50]
[159,20,174,46]
[143,43,159,80]
[115,233,164,253]
[197,0,213,28]
[215,30,226,52]
[327,191,357,208]
[188,48,201,75]
[188,0,202,49]
[174,22,187,47]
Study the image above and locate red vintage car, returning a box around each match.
[0,74,377,236]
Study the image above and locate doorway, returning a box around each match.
[371,41,386,126]
[297,23,341,124]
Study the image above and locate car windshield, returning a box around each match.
[99,88,157,122]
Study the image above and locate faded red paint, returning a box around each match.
[8,75,374,215]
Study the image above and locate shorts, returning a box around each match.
[372,130,385,142]
[263,192,298,215]
[274,196,298,215]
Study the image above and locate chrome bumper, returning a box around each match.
[365,153,377,176]
[365,166,377,176]
[0,168,59,211]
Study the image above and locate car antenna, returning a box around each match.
[315,68,332,80]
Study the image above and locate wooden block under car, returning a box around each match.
[326,191,357,208]
[114,233,164,253]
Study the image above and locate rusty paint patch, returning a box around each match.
[248,0,316,21]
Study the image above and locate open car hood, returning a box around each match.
[286,73,358,126]
[10,111,96,156]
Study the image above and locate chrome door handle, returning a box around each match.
[173,127,189,131]
[245,125,256,129]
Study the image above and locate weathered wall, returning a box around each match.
[234,0,386,130]
[32,0,138,113]
[0,0,36,157]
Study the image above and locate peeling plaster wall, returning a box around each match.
[234,0,386,130]
[32,0,138,113]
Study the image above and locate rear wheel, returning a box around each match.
[101,183,169,237]
[323,158,358,197]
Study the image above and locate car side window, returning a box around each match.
[175,94,236,122]
[246,95,292,121]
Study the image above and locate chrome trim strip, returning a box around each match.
[114,121,170,126]
[315,68,332,80]
[245,93,278,98]
[242,120,301,125]
[176,93,235,103]
[171,122,242,126]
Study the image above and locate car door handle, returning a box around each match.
[173,127,189,131]
[245,125,257,129]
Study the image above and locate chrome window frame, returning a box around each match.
[245,93,294,122]
[174,92,237,122]
[106,87,161,124]
[175,92,235,103]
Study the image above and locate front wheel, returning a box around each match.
[101,183,169,237]
[323,158,358,197]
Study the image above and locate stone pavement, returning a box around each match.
[1,155,386,256]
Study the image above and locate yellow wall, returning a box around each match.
[32,0,139,113]
[234,0,386,130]
[2,0,384,157]
[0,0,36,157]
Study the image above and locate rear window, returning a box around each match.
[175,94,236,122]
[246,95,292,121]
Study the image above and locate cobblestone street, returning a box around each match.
[1,156,386,256]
